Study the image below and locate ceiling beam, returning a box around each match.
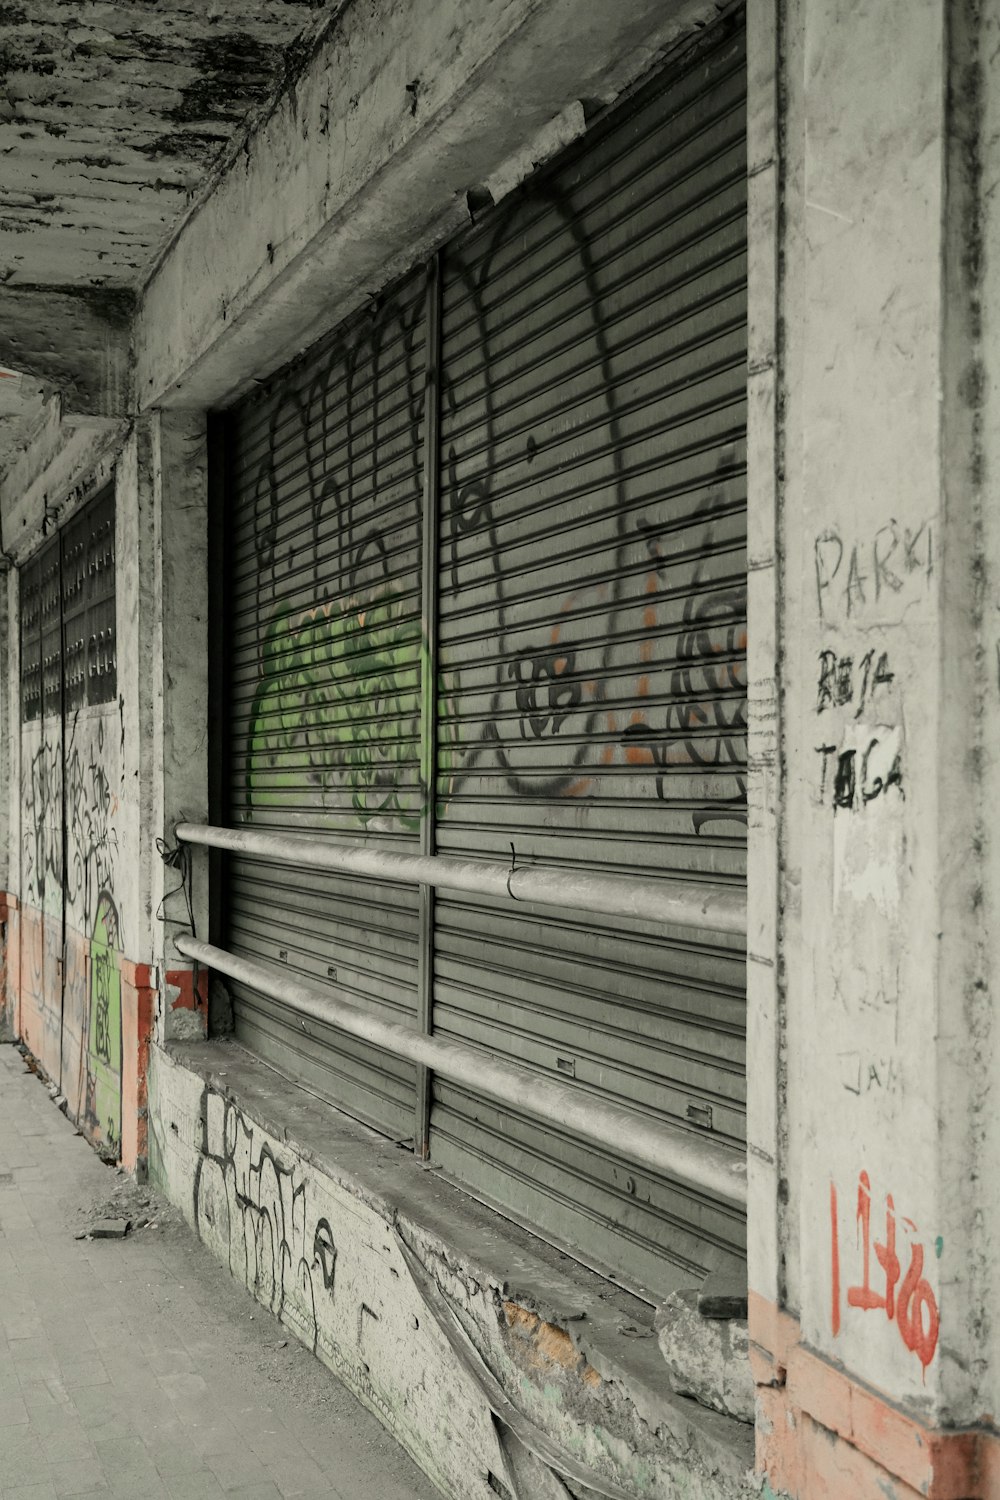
[0,285,133,418]
[137,0,735,411]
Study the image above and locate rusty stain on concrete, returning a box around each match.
[503,1301,603,1389]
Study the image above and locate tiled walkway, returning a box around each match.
[0,1043,439,1499]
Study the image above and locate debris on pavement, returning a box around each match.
[89,1217,131,1239]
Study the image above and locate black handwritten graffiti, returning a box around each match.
[816,733,904,810]
[239,165,747,843]
[508,650,581,741]
[82,888,122,1156]
[815,521,933,622]
[193,1094,337,1355]
[439,184,747,832]
[189,1098,424,1441]
[25,721,118,912]
[243,285,428,831]
[441,184,628,801]
[817,647,894,717]
[90,891,119,1067]
[638,495,748,825]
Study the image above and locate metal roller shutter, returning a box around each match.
[223,9,746,1300]
[17,487,118,1105]
[227,272,427,1140]
[430,17,747,1297]
[19,538,64,1084]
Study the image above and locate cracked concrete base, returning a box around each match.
[655,1291,754,1424]
[149,1038,757,1500]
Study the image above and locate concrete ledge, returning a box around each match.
[149,1038,755,1500]
[137,0,740,411]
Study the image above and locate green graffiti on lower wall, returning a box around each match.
[86,890,121,1156]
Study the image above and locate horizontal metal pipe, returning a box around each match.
[176,935,748,1209]
[175,822,746,936]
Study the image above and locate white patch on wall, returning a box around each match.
[833,723,905,917]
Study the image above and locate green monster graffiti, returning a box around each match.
[246,593,455,831]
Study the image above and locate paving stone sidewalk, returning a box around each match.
[0,1043,440,1500]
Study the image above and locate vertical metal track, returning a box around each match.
[207,414,234,974]
[415,251,443,1158]
[56,534,67,1094]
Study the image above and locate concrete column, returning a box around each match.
[784,0,948,1406]
[116,425,155,970]
[745,0,782,1314]
[752,0,1000,1491]
[4,564,21,1047]
[147,411,211,1045]
[0,563,12,1041]
[962,0,1000,1445]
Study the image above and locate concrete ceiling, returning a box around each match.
[0,0,338,460]
[0,0,330,289]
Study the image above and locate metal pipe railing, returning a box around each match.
[175,822,747,936]
[175,934,748,1208]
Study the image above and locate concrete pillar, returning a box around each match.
[745,0,782,1316]
[750,0,1000,1491]
[4,562,22,1049]
[0,564,12,1042]
[105,412,209,1171]
[968,0,1000,1459]
[148,411,211,1044]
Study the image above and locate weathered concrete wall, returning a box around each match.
[3,403,211,1161]
[970,0,1000,1440]
[0,412,127,569]
[4,412,159,1159]
[4,0,1000,1494]
[147,409,211,1042]
[783,0,946,1401]
[150,1040,756,1500]
[749,0,1000,1494]
[0,566,12,1043]
[19,698,126,1151]
[4,561,19,1049]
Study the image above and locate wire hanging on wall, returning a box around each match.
[155,831,203,1007]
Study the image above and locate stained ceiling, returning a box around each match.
[0,0,339,475]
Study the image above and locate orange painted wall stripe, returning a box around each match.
[750,1291,999,1500]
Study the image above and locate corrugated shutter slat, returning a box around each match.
[224,11,747,1300]
[429,19,747,1298]
[226,272,427,1140]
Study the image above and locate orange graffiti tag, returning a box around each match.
[831,1171,940,1375]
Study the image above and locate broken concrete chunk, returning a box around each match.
[654,1289,753,1424]
[89,1218,131,1239]
[697,1267,749,1320]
